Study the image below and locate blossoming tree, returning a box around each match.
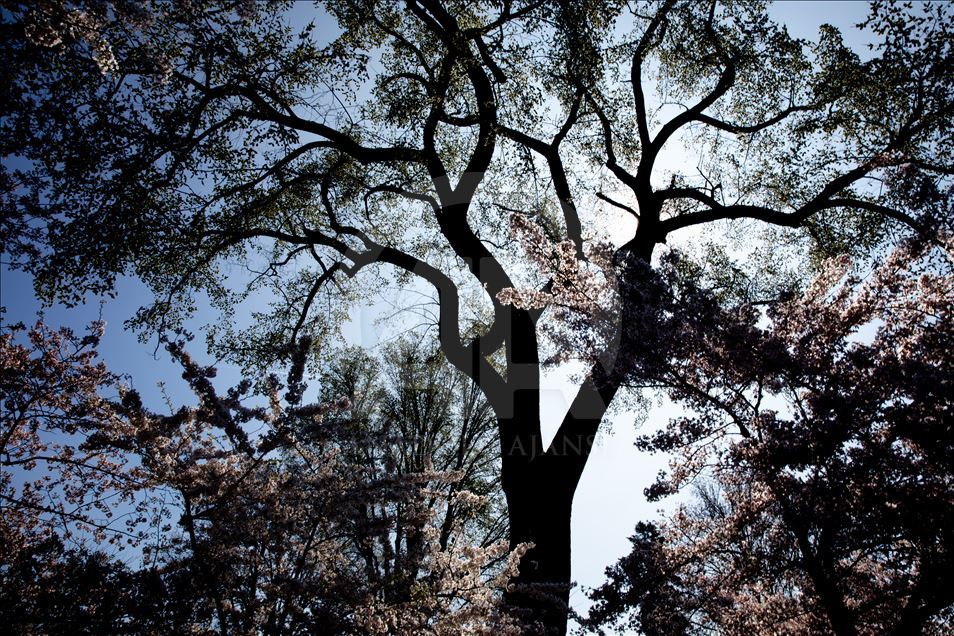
[0,323,524,634]
[583,239,953,635]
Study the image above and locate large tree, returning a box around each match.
[2,0,951,632]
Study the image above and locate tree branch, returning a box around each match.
[629,0,678,150]
[692,103,817,134]
[597,192,639,218]
[652,58,736,154]
[498,91,586,255]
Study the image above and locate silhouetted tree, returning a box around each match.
[2,1,951,632]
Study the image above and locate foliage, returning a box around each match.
[0,320,523,635]
[583,239,954,635]
[2,0,949,347]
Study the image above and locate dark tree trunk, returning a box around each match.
[490,279,622,635]
[503,459,575,636]
[498,414,605,635]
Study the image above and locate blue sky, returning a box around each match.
[0,0,878,625]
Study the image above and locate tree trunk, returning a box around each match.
[504,465,575,636]
[491,294,616,634]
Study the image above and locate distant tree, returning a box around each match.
[309,339,508,609]
[583,238,953,635]
[2,1,952,632]
[0,321,524,635]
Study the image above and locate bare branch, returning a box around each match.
[597,192,639,218]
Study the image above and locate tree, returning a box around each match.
[315,339,509,605]
[1,321,523,634]
[583,238,953,635]
[2,1,951,632]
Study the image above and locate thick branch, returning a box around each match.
[544,361,619,492]
[588,96,640,192]
[498,92,585,255]
[652,59,736,154]
[346,238,509,413]
[656,180,928,237]
[630,0,678,149]
[597,192,639,218]
[692,103,817,134]
[175,73,426,165]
